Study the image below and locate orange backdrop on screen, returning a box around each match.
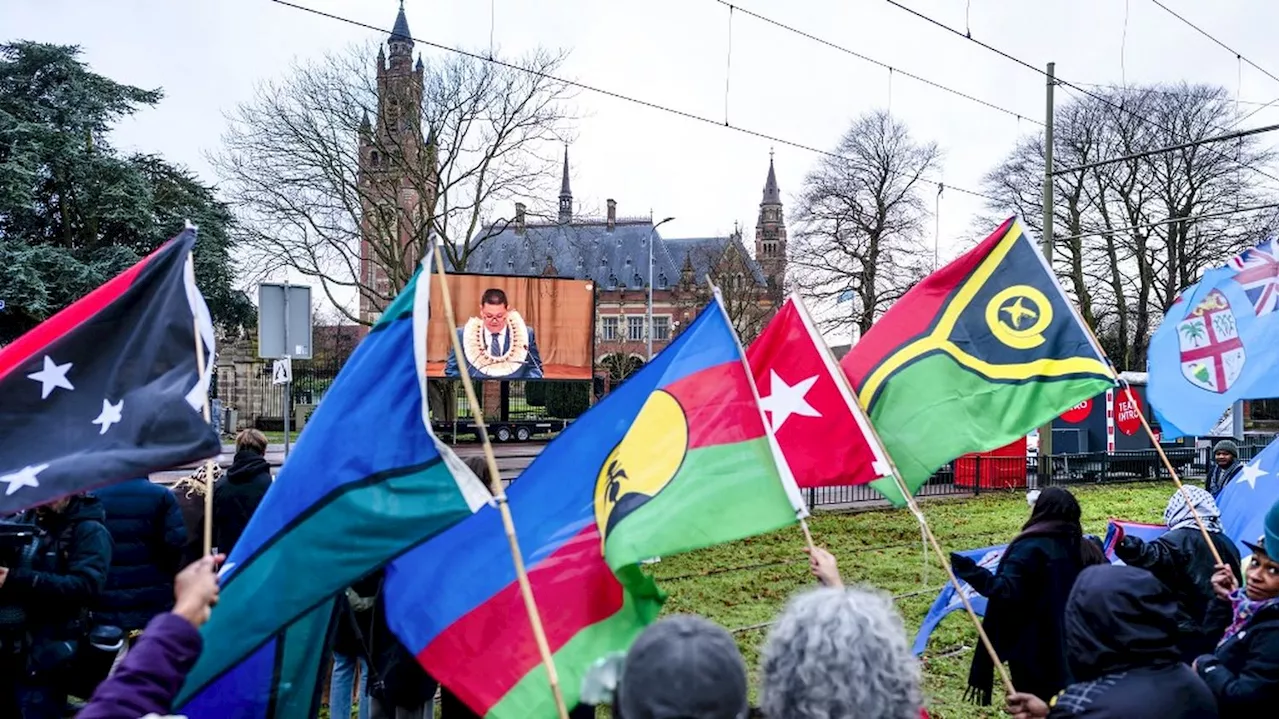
[424,274,596,380]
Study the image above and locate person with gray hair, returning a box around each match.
[759,583,924,719]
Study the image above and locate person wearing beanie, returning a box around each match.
[614,615,749,719]
[1193,500,1279,716]
[1205,440,1242,498]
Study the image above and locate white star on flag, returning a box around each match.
[1237,458,1269,490]
[92,398,125,435]
[0,464,48,496]
[758,370,821,431]
[27,356,74,399]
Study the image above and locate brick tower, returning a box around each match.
[357,1,433,324]
[755,151,788,300]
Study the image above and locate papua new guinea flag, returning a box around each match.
[0,228,219,513]
[840,217,1115,505]
[385,292,806,719]
[175,265,491,716]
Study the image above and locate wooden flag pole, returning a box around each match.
[706,281,816,552]
[189,250,218,557]
[1116,378,1226,566]
[1066,303,1227,567]
[803,293,1017,698]
[430,242,570,719]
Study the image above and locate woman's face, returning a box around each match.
[1244,551,1279,601]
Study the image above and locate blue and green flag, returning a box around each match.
[176,266,491,716]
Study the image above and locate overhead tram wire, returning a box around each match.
[880,0,1280,183]
[1051,124,1278,176]
[266,0,1002,204]
[1073,83,1278,107]
[1147,0,1279,83]
[708,0,1043,127]
[1053,203,1279,244]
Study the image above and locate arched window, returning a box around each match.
[657,273,668,289]
[483,260,493,272]
[369,150,381,168]
[633,273,643,287]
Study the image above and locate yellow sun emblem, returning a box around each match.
[593,390,689,546]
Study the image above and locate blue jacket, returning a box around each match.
[94,479,187,630]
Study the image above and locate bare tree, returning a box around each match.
[212,42,576,324]
[980,83,1277,370]
[790,111,941,335]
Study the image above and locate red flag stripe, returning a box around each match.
[0,240,175,382]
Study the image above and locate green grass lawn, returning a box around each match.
[643,482,1175,719]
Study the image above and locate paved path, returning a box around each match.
[151,441,547,485]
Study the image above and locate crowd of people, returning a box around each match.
[0,429,1275,719]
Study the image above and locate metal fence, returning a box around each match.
[805,434,1277,509]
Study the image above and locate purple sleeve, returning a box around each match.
[78,613,204,719]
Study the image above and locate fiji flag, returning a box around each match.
[174,266,491,716]
[1148,238,1279,439]
[1217,438,1279,558]
[0,228,219,512]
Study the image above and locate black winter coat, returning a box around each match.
[213,450,272,555]
[93,479,187,631]
[1114,527,1241,661]
[1194,597,1278,716]
[1047,565,1218,718]
[366,582,438,710]
[3,497,112,647]
[954,532,1089,703]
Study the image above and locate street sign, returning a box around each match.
[258,283,312,359]
[272,357,293,385]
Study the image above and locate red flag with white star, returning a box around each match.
[747,295,892,488]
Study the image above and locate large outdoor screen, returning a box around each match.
[424,273,596,381]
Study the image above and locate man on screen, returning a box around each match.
[444,288,544,379]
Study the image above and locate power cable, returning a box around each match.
[711,0,1042,126]
[880,0,1279,183]
[266,0,1003,203]
[1053,203,1279,243]
[1147,0,1279,82]
[1072,84,1275,107]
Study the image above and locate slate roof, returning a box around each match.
[390,3,413,46]
[454,219,768,290]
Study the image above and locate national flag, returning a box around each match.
[840,217,1115,505]
[1217,438,1279,558]
[747,293,891,487]
[1148,239,1279,439]
[175,266,491,715]
[1228,238,1278,316]
[912,519,1166,655]
[0,228,220,513]
[385,293,805,719]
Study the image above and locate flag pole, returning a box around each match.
[430,241,570,719]
[1117,376,1226,565]
[794,294,1017,698]
[188,249,218,557]
[706,281,816,551]
[1061,294,1227,567]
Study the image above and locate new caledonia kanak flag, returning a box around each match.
[175,264,491,716]
[0,228,220,512]
[385,292,807,718]
[840,217,1116,504]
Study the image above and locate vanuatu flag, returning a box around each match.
[174,265,491,716]
[840,217,1114,505]
[385,292,805,719]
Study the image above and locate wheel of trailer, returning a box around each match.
[515,426,531,442]
[495,426,512,442]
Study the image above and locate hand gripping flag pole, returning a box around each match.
[430,240,570,719]
[801,294,1018,699]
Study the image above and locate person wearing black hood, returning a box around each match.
[0,493,113,718]
[213,429,273,555]
[1005,564,1217,719]
[951,487,1107,705]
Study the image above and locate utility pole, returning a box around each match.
[1038,61,1055,486]
[647,216,676,361]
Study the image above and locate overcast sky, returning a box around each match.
[4,0,1277,325]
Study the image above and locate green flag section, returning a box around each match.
[840,217,1115,505]
[385,295,804,719]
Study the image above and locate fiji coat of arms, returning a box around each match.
[1176,289,1245,394]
